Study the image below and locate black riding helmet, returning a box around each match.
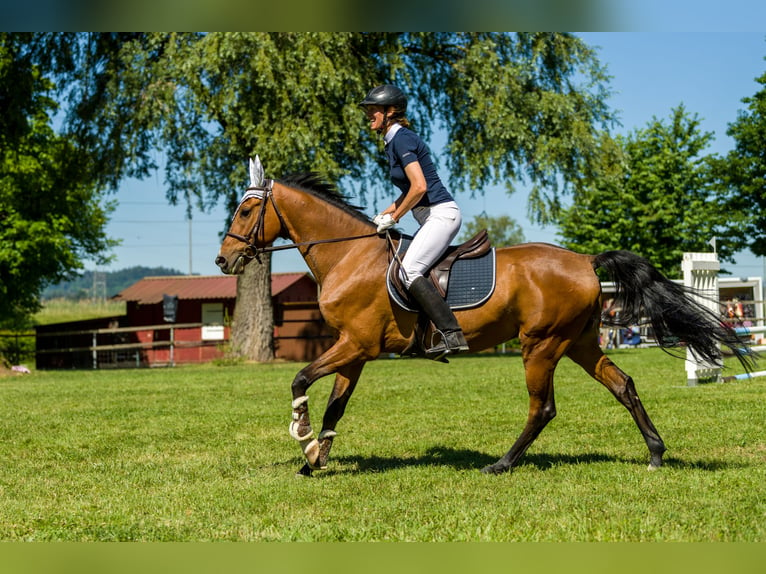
[360,84,407,111]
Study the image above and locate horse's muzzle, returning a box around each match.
[215,253,245,275]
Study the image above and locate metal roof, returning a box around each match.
[113,273,313,304]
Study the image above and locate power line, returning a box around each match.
[112,220,223,224]
[117,244,214,249]
[117,201,171,205]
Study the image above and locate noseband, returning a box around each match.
[226,180,378,264]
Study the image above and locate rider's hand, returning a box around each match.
[374,213,396,234]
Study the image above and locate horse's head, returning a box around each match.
[215,156,285,274]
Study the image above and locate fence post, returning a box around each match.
[682,252,720,385]
[92,331,98,370]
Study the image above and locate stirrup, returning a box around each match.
[424,329,469,361]
[400,333,450,363]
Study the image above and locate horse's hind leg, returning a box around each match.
[482,337,565,474]
[567,336,666,469]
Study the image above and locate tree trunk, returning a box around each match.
[231,254,274,361]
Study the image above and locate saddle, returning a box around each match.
[386,229,495,361]
[387,229,495,312]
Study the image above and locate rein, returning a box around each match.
[256,232,380,254]
[226,182,379,263]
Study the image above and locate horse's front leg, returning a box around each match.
[288,337,367,474]
[296,361,366,476]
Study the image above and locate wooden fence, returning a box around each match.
[35,323,215,369]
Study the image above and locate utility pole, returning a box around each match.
[188,212,193,275]
[92,271,107,302]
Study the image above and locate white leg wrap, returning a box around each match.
[306,430,338,471]
[288,397,338,470]
[289,395,313,441]
[300,438,320,466]
[289,420,314,442]
[291,395,309,409]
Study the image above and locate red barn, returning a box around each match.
[35,273,335,369]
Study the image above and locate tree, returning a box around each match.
[36,32,615,361]
[557,105,732,278]
[0,34,115,325]
[459,213,525,247]
[716,69,766,257]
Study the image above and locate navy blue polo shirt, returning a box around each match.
[384,125,453,207]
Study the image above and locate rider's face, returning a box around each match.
[364,105,389,132]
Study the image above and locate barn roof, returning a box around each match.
[113,273,313,304]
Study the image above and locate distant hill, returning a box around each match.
[42,266,186,300]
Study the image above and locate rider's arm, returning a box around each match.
[383,160,427,222]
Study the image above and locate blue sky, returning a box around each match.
[618,1,766,31]
[95,32,766,279]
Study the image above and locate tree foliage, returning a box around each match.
[0,34,115,322]
[460,214,525,247]
[40,32,615,216]
[716,69,766,257]
[557,106,731,278]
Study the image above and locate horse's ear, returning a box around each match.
[249,156,265,187]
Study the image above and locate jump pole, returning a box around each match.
[722,370,766,383]
[730,326,766,379]
[682,252,721,386]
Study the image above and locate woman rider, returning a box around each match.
[361,84,469,360]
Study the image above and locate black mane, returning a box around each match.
[277,173,372,225]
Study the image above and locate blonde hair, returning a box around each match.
[386,107,410,130]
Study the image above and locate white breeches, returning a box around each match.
[399,201,462,288]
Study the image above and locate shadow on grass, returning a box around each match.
[661,456,746,471]
[332,446,496,473]
[307,447,744,476]
[324,447,625,475]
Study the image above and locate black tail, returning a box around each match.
[593,250,755,370]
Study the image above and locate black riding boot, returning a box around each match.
[407,276,469,360]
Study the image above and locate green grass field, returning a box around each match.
[0,348,764,542]
[33,298,126,326]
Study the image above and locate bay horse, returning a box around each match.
[215,157,752,476]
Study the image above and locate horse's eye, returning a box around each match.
[240,209,251,218]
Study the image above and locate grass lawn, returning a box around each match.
[33,299,127,326]
[0,348,764,541]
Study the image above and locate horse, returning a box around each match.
[215,157,753,476]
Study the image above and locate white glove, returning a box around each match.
[374,213,396,233]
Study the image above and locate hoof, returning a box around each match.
[296,463,314,478]
[647,463,662,472]
[481,463,508,475]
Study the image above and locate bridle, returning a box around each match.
[225,179,278,263]
[226,180,379,264]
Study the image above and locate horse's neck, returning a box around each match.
[278,186,381,284]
